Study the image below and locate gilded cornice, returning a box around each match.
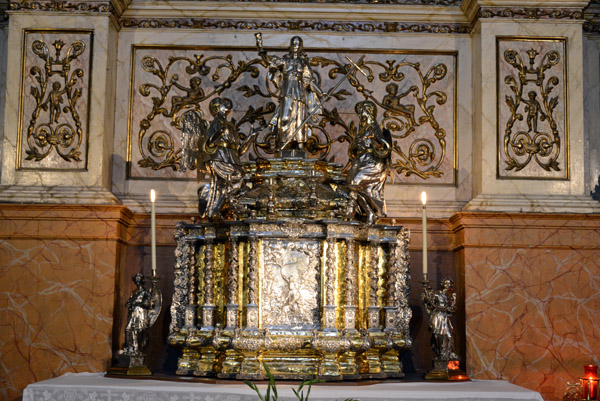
[119,17,470,33]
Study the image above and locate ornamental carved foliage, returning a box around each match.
[129,46,455,184]
[498,38,567,179]
[19,31,92,170]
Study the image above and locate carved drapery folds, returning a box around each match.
[497,37,568,179]
[18,30,92,170]
[128,46,456,184]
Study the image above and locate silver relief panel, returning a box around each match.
[261,240,320,329]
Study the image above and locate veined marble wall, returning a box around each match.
[1,1,600,401]
[455,213,600,401]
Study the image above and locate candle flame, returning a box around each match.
[150,189,156,203]
[421,191,427,206]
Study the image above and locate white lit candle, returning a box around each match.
[421,191,427,278]
[150,189,157,277]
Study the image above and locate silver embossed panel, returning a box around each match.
[261,240,320,329]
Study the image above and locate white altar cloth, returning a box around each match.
[22,372,545,401]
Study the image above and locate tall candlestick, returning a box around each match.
[421,191,427,278]
[150,189,157,277]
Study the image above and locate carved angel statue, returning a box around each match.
[123,273,162,358]
[180,97,256,218]
[421,278,459,361]
[256,33,324,151]
[344,101,392,224]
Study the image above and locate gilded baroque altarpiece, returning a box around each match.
[127,45,457,185]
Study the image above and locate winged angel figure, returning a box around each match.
[180,97,256,218]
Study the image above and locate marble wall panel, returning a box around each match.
[0,205,130,401]
[127,45,457,185]
[18,30,93,170]
[497,37,568,180]
[455,213,600,401]
[583,36,600,197]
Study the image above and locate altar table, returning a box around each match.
[22,372,545,401]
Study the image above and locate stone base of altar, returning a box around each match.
[23,372,544,401]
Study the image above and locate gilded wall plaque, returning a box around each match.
[497,37,568,180]
[17,29,93,170]
[127,45,456,184]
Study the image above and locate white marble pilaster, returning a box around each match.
[583,32,600,200]
[465,0,600,213]
[0,21,7,183]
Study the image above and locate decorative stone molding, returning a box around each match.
[119,17,470,33]
[9,1,112,13]
[462,0,587,24]
[584,3,600,34]
[8,0,130,17]
[478,7,583,20]
[173,0,460,3]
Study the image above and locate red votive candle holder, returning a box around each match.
[581,364,599,400]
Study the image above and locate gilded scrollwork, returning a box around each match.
[131,46,455,183]
[499,39,567,178]
[19,32,92,168]
[135,52,269,171]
